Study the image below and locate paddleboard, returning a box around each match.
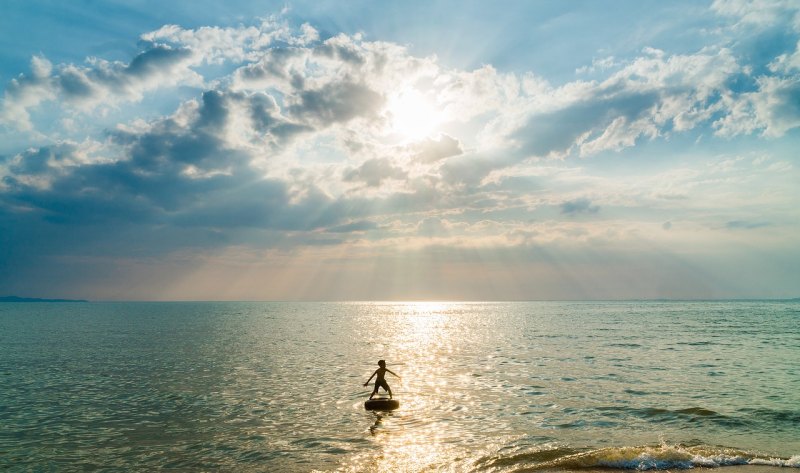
[364,398,400,411]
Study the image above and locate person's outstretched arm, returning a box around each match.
[363,370,377,386]
[386,369,400,378]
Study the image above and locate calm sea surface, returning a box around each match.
[1,301,798,471]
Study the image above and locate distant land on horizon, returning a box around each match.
[0,296,89,303]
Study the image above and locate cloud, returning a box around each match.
[2,82,349,231]
[287,80,383,125]
[411,134,463,163]
[439,150,517,188]
[436,65,522,125]
[0,56,57,130]
[0,18,331,133]
[326,220,379,233]
[1,6,799,300]
[417,217,449,237]
[512,89,662,158]
[140,19,297,64]
[715,75,800,137]
[576,56,620,75]
[711,0,800,29]
[1,47,202,130]
[431,45,758,187]
[725,220,770,229]
[9,144,77,176]
[343,158,408,187]
[560,198,600,215]
[510,47,741,159]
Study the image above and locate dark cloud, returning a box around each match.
[343,158,407,187]
[725,220,770,230]
[314,39,366,65]
[438,90,663,186]
[560,197,600,215]
[10,144,75,175]
[288,80,383,125]
[1,45,196,124]
[58,46,193,103]
[196,90,228,129]
[1,84,353,234]
[512,90,661,157]
[125,46,192,78]
[58,68,95,98]
[249,93,279,129]
[236,47,306,83]
[244,91,312,141]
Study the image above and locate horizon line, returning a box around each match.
[4,296,799,303]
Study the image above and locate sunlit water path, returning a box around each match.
[1,301,798,471]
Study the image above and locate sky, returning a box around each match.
[1,0,799,301]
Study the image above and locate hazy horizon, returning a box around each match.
[2,1,799,301]
[4,296,799,303]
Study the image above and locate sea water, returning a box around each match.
[0,301,798,471]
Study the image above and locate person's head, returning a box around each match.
[378,360,386,367]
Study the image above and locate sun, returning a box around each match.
[386,88,443,141]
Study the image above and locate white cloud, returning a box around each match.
[770,41,800,73]
[495,46,743,164]
[0,56,57,130]
[0,46,204,130]
[411,134,463,163]
[711,0,800,30]
[576,56,619,74]
[715,75,800,137]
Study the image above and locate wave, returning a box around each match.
[475,443,800,471]
[592,406,800,431]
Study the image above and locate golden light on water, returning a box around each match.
[345,302,478,471]
[399,302,452,342]
[395,302,460,398]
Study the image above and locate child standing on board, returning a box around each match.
[364,360,400,399]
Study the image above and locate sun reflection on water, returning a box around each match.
[345,302,480,472]
[343,411,467,472]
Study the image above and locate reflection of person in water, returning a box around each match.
[363,360,400,399]
[369,413,384,434]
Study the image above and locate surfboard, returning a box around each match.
[364,398,400,411]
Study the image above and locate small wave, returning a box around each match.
[484,443,800,471]
[474,445,580,470]
[595,406,750,427]
[750,455,800,468]
[739,408,800,425]
[541,444,747,470]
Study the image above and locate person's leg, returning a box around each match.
[379,379,392,399]
[370,385,378,399]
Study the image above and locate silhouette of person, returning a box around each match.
[363,360,400,399]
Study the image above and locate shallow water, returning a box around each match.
[0,301,798,471]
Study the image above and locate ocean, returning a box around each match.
[1,301,798,471]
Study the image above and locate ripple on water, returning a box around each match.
[0,300,798,471]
